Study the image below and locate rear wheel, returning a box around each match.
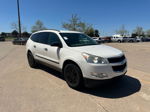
[27,52,37,68]
[64,64,84,89]
[129,40,134,43]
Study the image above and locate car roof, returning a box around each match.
[59,30,82,33]
[32,30,82,34]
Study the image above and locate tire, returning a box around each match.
[129,40,133,43]
[118,40,121,43]
[27,52,37,68]
[63,64,84,89]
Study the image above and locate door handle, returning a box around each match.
[44,48,48,51]
[33,45,36,48]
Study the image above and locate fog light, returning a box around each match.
[91,72,108,78]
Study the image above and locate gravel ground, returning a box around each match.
[0,42,150,112]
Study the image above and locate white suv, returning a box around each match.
[26,30,127,89]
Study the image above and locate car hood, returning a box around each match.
[71,44,123,58]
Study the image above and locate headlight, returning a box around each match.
[82,53,107,64]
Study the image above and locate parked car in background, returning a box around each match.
[122,37,136,42]
[102,37,112,43]
[92,37,104,43]
[141,37,150,42]
[98,37,105,43]
[12,37,29,45]
[136,37,142,42]
[92,37,99,42]
[111,35,123,43]
[0,36,5,41]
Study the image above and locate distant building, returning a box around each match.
[5,33,12,37]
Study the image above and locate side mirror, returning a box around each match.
[51,42,62,48]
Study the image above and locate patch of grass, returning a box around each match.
[5,37,16,41]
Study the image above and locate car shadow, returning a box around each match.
[38,65,141,99]
[79,75,141,98]
[38,64,65,80]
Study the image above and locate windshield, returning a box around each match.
[60,33,97,47]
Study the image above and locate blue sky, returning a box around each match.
[0,0,150,35]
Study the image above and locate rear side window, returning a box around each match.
[31,32,62,45]
[30,33,39,42]
[38,32,49,44]
[31,32,49,44]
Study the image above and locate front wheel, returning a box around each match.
[118,40,121,43]
[64,64,84,89]
[130,40,134,43]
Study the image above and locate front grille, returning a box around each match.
[112,63,127,72]
[108,55,125,63]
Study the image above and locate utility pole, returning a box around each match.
[17,0,21,37]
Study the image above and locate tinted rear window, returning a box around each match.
[31,33,39,42]
[38,32,49,44]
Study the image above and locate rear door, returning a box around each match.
[34,32,50,63]
[30,33,39,57]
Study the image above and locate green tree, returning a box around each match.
[133,26,144,37]
[85,27,95,37]
[1,32,7,37]
[94,30,100,37]
[146,29,150,37]
[116,25,128,36]
[62,14,80,31]
[62,14,95,36]
[22,31,30,37]
[31,20,47,33]
[131,33,138,38]
[11,30,19,37]
[11,22,26,32]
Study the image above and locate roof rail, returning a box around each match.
[47,29,60,32]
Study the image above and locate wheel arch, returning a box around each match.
[27,50,32,55]
[62,60,82,74]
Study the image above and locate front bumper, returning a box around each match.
[83,73,126,87]
[81,59,127,80]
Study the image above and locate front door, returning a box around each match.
[44,32,62,68]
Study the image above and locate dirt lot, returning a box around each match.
[0,42,150,112]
